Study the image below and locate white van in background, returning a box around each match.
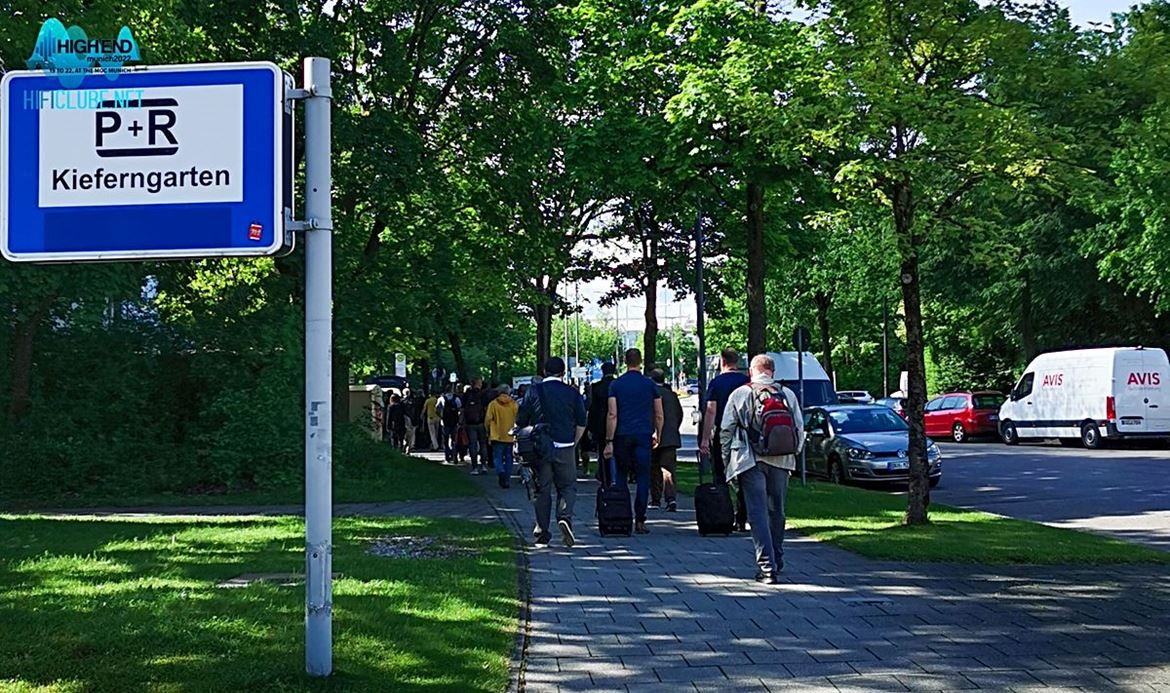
[703,351,838,407]
[998,347,1170,448]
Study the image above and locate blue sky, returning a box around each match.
[1060,0,1139,25]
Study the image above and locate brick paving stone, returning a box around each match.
[459,462,1170,693]
[895,673,980,690]
[830,674,911,692]
[656,665,727,682]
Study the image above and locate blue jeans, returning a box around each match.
[613,433,652,522]
[738,463,789,575]
[492,441,514,477]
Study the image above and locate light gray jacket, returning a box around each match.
[719,375,805,482]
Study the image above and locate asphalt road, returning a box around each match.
[933,441,1170,551]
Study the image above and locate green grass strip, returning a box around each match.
[0,514,516,692]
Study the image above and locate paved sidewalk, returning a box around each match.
[471,462,1170,692]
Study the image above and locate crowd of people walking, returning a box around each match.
[383,347,803,584]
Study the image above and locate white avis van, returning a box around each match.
[999,347,1170,448]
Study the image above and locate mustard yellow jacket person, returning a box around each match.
[485,392,519,443]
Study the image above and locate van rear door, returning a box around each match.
[1141,349,1170,434]
[1114,350,1151,434]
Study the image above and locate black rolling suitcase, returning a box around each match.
[695,452,735,536]
[596,456,633,537]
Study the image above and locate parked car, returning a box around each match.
[803,405,942,487]
[999,347,1170,448]
[685,378,699,395]
[837,390,874,404]
[924,391,1005,443]
[875,396,906,419]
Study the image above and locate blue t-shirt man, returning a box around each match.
[609,370,661,437]
[603,350,663,532]
[705,371,750,433]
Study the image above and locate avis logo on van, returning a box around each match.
[1042,374,1063,387]
[1128,372,1162,386]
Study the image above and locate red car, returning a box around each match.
[924,391,1006,443]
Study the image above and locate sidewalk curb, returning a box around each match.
[480,482,534,693]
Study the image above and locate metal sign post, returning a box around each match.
[793,326,811,487]
[293,57,333,678]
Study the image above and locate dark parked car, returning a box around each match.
[924,391,1005,443]
[803,405,942,487]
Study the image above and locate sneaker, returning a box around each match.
[634,522,650,535]
[558,519,576,547]
[648,502,661,510]
[665,501,677,512]
[754,571,779,585]
[534,532,552,545]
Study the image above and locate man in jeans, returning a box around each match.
[720,354,804,583]
[462,377,489,475]
[436,386,462,463]
[604,349,663,535]
[517,357,587,547]
[649,368,682,512]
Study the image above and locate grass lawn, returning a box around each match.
[1,448,479,511]
[672,462,1170,565]
[0,513,516,692]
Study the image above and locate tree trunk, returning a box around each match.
[418,357,431,395]
[813,290,833,382]
[746,181,767,356]
[448,331,467,384]
[893,180,930,526]
[1020,268,1037,362]
[6,296,54,424]
[534,302,552,375]
[643,277,658,368]
[533,279,559,374]
[333,352,351,427]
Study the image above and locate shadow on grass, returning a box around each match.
[0,514,516,692]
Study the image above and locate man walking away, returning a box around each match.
[385,393,407,450]
[463,377,489,475]
[700,348,750,531]
[650,369,683,512]
[424,391,442,452]
[720,354,804,584]
[586,362,617,477]
[486,384,519,488]
[604,349,663,535]
[517,357,587,546]
[437,386,462,464]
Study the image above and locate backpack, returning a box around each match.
[747,385,799,456]
[463,389,485,424]
[440,394,461,425]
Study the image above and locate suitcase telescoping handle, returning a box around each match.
[697,450,705,486]
[608,455,619,488]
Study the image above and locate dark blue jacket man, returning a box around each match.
[517,357,587,547]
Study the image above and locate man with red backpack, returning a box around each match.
[719,354,805,584]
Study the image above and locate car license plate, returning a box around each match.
[1121,417,1142,426]
[988,415,998,422]
[887,461,909,471]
